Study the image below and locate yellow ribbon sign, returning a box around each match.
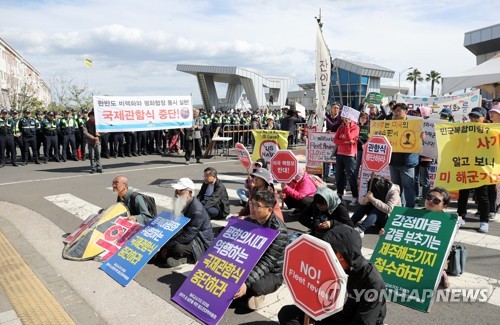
[435,122,500,190]
[251,130,289,163]
[369,119,423,153]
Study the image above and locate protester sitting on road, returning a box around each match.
[351,176,401,238]
[297,186,353,240]
[237,158,267,205]
[278,224,387,325]
[158,178,213,267]
[233,190,288,310]
[237,167,283,221]
[280,165,316,215]
[112,175,153,225]
[196,167,230,220]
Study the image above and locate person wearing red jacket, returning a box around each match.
[334,116,360,206]
[280,165,316,214]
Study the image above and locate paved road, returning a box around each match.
[0,154,499,324]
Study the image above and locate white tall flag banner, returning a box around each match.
[315,21,331,132]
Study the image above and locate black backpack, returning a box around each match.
[130,192,158,218]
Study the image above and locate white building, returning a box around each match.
[0,37,51,110]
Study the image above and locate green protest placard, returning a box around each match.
[365,92,384,104]
[359,125,369,141]
[370,206,458,312]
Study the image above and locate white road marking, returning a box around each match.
[44,193,101,221]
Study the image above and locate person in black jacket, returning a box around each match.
[233,190,288,310]
[278,224,386,325]
[160,178,213,267]
[197,167,230,219]
[280,109,301,147]
[297,186,353,239]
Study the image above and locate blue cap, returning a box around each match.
[439,108,453,116]
[469,107,487,117]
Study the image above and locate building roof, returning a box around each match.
[298,83,315,90]
[464,23,500,56]
[332,58,394,78]
[176,64,292,88]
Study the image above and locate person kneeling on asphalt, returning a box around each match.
[159,178,213,267]
[278,224,387,325]
[297,186,353,240]
[197,167,230,220]
[233,190,288,310]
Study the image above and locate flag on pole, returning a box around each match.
[84,57,93,68]
[315,20,331,131]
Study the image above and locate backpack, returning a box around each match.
[447,245,467,276]
[130,192,158,218]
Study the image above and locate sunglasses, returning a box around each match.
[425,194,443,205]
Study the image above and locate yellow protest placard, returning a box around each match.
[435,123,500,190]
[251,130,289,163]
[369,119,423,153]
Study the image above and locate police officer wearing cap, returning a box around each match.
[16,109,40,165]
[0,109,18,167]
[11,109,24,162]
[78,109,89,160]
[59,109,78,161]
[35,110,45,158]
[42,111,59,163]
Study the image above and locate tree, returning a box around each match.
[406,68,424,96]
[425,70,441,96]
[48,74,94,113]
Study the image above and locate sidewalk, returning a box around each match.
[0,202,196,325]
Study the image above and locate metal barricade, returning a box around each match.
[221,124,253,150]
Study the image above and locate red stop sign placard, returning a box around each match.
[284,234,348,320]
[270,150,298,183]
[235,142,252,170]
[362,135,392,172]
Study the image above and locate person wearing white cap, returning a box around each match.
[159,177,213,267]
[263,115,277,130]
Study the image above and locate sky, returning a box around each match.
[1,0,499,105]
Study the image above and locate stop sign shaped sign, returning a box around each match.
[284,234,348,320]
[235,142,252,170]
[270,150,298,183]
[362,135,392,172]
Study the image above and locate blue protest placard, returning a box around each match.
[100,211,189,286]
[172,218,279,325]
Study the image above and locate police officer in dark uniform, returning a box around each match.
[42,111,59,163]
[59,110,78,161]
[35,110,45,158]
[11,109,24,162]
[73,109,82,159]
[0,109,18,167]
[16,109,40,165]
[79,109,89,161]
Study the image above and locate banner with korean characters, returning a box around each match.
[365,92,385,105]
[369,119,423,153]
[251,129,289,164]
[395,90,481,122]
[172,218,279,325]
[93,96,193,132]
[435,123,500,190]
[406,117,448,159]
[371,207,458,312]
[358,161,391,199]
[100,211,189,286]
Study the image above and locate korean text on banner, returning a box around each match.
[435,123,500,190]
[251,129,289,163]
[172,218,279,325]
[395,90,481,122]
[365,92,384,105]
[307,132,336,163]
[358,161,391,199]
[100,211,189,286]
[341,106,360,122]
[93,96,193,132]
[315,21,331,133]
[370,207,458,313]
[369,119,423,153]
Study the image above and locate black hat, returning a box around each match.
[23,109,31,114]
[11,109,18,115]
[63,109,70,114]
[1,109,8,114]
[47,111,54,116]
[36,110,43,115]
[82,109,89,114]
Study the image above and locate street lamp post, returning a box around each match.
[398,67,413,94]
